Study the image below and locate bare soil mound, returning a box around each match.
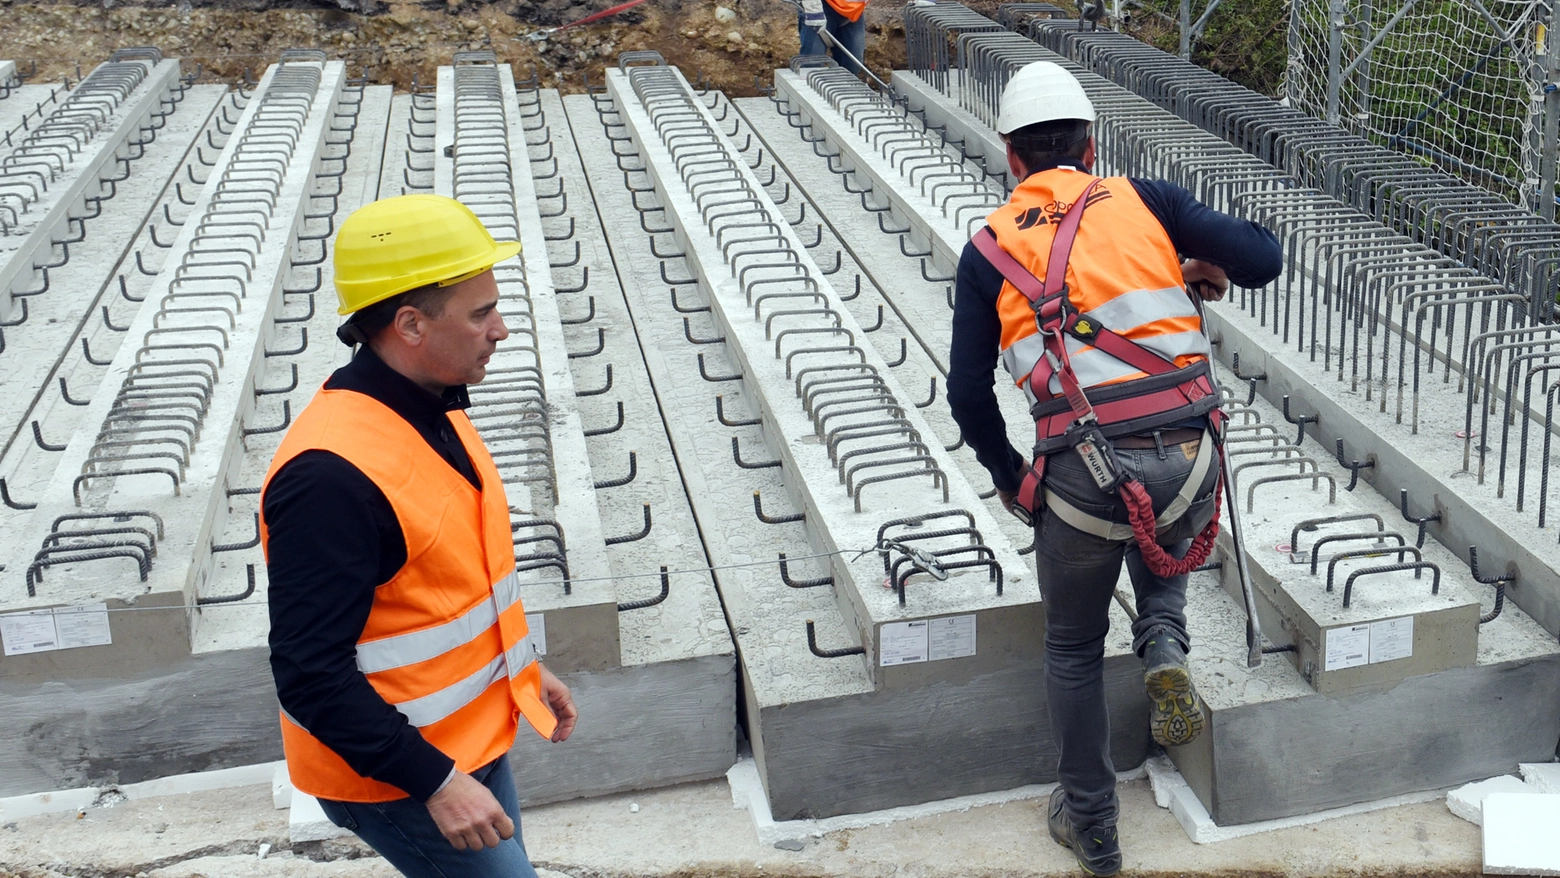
[2,0,922,95]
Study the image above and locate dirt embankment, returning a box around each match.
[1,0,919,95]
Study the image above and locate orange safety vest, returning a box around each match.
[260,386,557,803]
[986,168,1210,413]
[825,0,867,22]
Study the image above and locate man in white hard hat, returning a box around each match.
[947,62,1280,875]
[263,194,577,877]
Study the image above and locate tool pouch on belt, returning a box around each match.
[1066,419,1129,494]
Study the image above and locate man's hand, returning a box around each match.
[539,664,577,743]
[426,772,514,851]
[1181,258,1229,302]
[996,486,1019,513]
[801,0,826,30]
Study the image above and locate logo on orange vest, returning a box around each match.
[1013,187,1113,231]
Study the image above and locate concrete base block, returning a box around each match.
[746,653,1149,821]
[509,654,737,806]
[1484,792,1560,875]
[1522,764,1560,794]
[1146,755,1445,844]
[1448,775,1532,825]
[1179,656,1560,825]
[0,646,282,796]
[288,792,352,844]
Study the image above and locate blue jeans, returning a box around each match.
[798,7,867,76]
[1034,436,1217,830]
[318,755,538,878]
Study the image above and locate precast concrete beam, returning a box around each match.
[608,64,1034,691]
[0,84,225,475]
[771,69,1004,286]
[500,90,737,805]
[434,60,619,674]
[0,60,344,678]
[189,82,392,656]
[0,58,181,321]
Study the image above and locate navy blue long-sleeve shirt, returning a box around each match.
[264,347,480,802]
[947,162,1283,493]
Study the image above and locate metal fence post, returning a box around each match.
[1539,1,1560,221]
[1327,0,1346,126]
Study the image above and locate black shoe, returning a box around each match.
[1141,629,1205,747]
[1047,788,1122,876]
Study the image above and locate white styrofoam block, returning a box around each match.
[1448,775,1531,825]
[272,763,293,810]
[1144,755,1178,809]
[1520,763,1560,795]
[1483,792,1560,875]
[289,792,353,843]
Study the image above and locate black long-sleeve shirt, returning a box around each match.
[946,162,1284,493]
[264,347,480,802]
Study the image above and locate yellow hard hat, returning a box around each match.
[333,194,522,315]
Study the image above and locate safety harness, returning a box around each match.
[972,179,1226,577]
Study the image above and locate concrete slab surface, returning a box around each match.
[0,772,1487,877]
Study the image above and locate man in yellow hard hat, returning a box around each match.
[261,194,577,878]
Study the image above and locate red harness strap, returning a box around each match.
[972,180,1222,577]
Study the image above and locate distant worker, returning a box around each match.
[262,194,578,878]
[797,0,868,76]
[947,63,1280,876]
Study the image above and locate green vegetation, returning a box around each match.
[1119,0,1291,96]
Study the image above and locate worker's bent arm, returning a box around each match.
[947,237,1028,493]
[1130,179,1282,289]
[265,451,456,802]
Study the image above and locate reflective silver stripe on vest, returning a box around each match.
[354,571,524,675]
[1000,286,1210,401]
[1005,328,1212,404]
[504,638,540,679]
[389,640,539,728]
[1084,286,1198,329]
[392,653,507,727]
[366,629,538,730]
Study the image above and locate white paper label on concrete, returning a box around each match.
[54,604,112,650]
[1369,616,1413,664]
[926,614,976,661]
[879,620,929,666]
[0,610,60,656]
[1324,624,1371,671]
[1,605,113,656]
[525,613,547,657]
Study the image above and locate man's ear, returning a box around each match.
[1005,138,1027,181]
[1082,135,1097,172]
[390,304,424,347]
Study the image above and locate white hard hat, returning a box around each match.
[996,61,1097,136]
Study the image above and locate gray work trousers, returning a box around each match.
[1034,436,1218,830]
